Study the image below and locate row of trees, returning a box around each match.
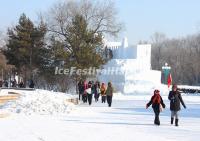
[151,32,200,85]
[2,0,199,89]
[0,0,122,91]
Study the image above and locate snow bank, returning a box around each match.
[0,89,75,115]
[178,85,200,89]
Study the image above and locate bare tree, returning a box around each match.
[0,31,7,49]
[151,32,167,44]
[151,33,200,85]
[45,0,122,40]
[151,32,167,70]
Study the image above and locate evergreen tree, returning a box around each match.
[66,14,105,79]
[4,13,47,86]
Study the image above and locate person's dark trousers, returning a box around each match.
[79,92,81,100]
[175,119,179,126]
[82,94,87,103]
[94,93,98,102]
[102,96,106,103]
[97,93,100,101]
[153,108,160,125]
[95,94,100,102]
[87,94,93,105]
[107,95,112,107]
[82,94,84,101]
[171,118,174,125]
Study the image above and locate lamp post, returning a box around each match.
[162,63,171,84]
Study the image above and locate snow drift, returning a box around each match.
[0,89,75,115]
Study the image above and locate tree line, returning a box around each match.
[0,0,122,92]
[1,0,199,90]
[151,32,200,85]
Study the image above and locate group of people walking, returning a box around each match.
[78,81,186,126]
[78,80,114,107]
[146,84,186,126]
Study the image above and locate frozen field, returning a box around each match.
[0,90,200,141]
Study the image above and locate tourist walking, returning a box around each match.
[94,81,100,102]
[19,80,25,88]
[78,80,84,100]
[106,82,114,107]
[29,79,35,88]
[146,89,166,125]
[87,81,94,105]
[100,83,106,103]
[82,80,88,103]
[168,84,186,126]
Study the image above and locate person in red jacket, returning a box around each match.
[146,89,166,125]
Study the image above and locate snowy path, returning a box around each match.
[0,95,200,141]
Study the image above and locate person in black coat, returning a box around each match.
[4,80,8,87]
[146,89,165,125]
[0,80,3,87]
[94,81,100,102]
[82,80,88,103]
[87,81,94,105]
[19,80,25,88]
[168,84,186,126]
[29,79,35,88]
[78,80,84,101]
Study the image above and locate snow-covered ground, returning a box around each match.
[0,89,75,115]
[178,85,200,89]
[0,89,200,141]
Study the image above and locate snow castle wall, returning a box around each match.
[98,38,162,94]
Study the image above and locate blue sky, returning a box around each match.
[1,0,200,45]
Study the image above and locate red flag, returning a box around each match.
[167,74,172,88]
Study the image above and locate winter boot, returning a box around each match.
[154,121,160,126]
[156,120,160,126]
[175,119,179,126]
[154,118,160,126]
[171,118,174,125]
